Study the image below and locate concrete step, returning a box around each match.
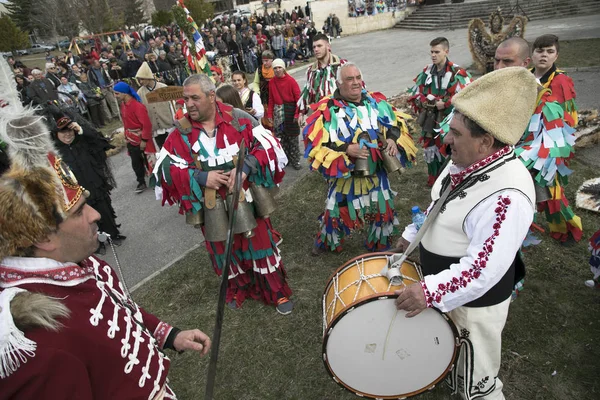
[396,0,600,29]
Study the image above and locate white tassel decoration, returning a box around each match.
[0,288,37,379]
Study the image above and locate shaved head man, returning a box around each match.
[494,37,531,70]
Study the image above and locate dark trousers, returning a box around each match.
[88,104,105,128]
[127,143,146,185]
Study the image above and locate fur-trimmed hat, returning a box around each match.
[135,61,155,80]
[0,59,87,260]
[451,67,538,145]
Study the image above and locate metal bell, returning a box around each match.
[381,146,405,175]
[203,195,229,242]
[353,133,372,176]
[534,184,552,203]
[185,209,204,228]
[227,193,257,238]
[250,183,277,217]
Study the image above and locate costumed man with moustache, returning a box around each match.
[113,82,156,194]
[304,62,417,255]
[495,37,581,244]
[136,62,175,150]
[154,74,294,315]
[0,75,211,398]
[408,37,471,186]
[394,67,538,400]
[297,33,346,120]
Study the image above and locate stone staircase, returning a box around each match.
[395,0,600,30]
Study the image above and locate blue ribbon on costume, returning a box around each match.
[114,81,142,102]
[359,138,378,149]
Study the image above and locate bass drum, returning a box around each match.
[322,252,459,399]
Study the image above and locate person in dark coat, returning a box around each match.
[50,113,125,253]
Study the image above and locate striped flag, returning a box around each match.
[177,0,211,75]
[181,34,196,71]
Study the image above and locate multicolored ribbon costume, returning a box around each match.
[304,90,417,252]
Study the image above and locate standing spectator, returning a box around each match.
[50,114,125,253]
[124,49,143,78]
[305,2,312,20]
[78,73,105,128]
[252,50,275,108]
[332,14,342,38]
[157,51,173,72]
[88,59,120,121]
[232,70,264,120]
[113,82,155,193]
[136,62,175,150]
[271,29,285,59]
[266,59,301,169]
[108,58,125,81]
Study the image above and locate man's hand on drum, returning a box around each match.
[173,329,212,356]
[395,284,427,318]
[394,237,410,252]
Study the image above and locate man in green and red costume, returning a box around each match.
[154,74,294,315]
[408,37,471,186]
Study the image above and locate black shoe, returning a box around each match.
[111,235,126,246]
[292,163,302,170]
[135,183,147,193]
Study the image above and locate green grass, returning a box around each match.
[557,38,600,68]
[133,156,600,399]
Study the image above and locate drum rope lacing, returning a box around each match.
[324,257,421,327]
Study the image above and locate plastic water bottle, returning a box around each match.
[411,206,426,231]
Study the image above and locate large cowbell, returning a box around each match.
[250,183,277,217]
[227,192,257,238]
[185,209,204,228]
[353,133,372,176]
[380,138,405,175]
[203,190,229,242]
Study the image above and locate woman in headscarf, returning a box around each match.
[266,59,301,169]
[51,113,125,253]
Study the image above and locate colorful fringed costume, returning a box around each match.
[531,65,578,127]
[586,229,600,288]
[155,102,292,308]
[408,61,471,186]
[303,90,418,252]
[515,88,582,242]
[297,54,346,115]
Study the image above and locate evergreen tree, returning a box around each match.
[124,0,148,27]
[184,0,214,26]
[0,16,30,54]
[5,0,35,33]
[151,10,173,27]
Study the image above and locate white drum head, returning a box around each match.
[323,297,457,398]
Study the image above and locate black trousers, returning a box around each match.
[127,143,146,185]
[88,104,105,128]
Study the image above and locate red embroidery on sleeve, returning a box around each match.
[424,195,511,307]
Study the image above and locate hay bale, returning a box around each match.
[575,109,600,149]
[106,128,126,157]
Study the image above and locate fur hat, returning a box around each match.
[0,59,87,260]
[451,67,538,145]
[272,58,286,70]
[135,61,155,80]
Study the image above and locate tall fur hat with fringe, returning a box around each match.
[451,66,538,145]
[0,58,86,260]
[135,61,155,80]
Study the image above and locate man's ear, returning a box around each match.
[481,133,495,152]
[33,234,58,253]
